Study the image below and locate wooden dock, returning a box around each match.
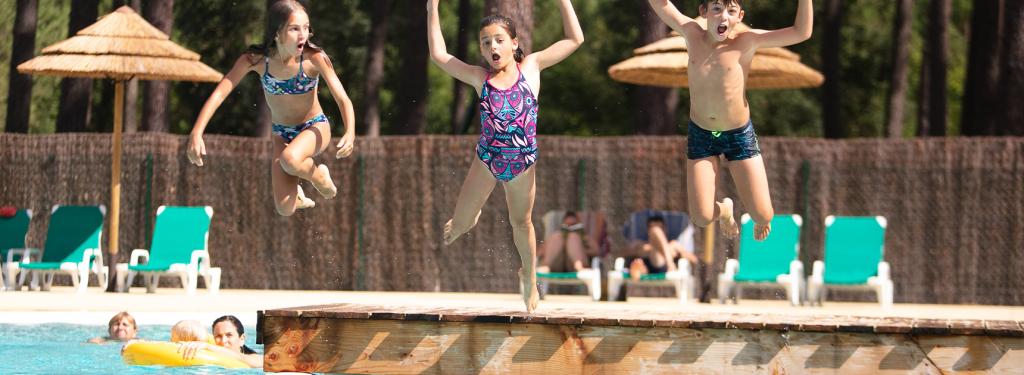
[258,296,1024,374]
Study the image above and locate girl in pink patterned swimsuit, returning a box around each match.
[427,0,584,313]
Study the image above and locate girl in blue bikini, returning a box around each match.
[187,0,355,216]
[427,0,584,312]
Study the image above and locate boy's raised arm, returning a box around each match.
[747,0,813,48]
[647,0,701,40]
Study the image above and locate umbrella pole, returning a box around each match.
[108,80,124,292]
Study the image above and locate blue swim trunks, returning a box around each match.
[271,113,328,144]
[686,120,761,161]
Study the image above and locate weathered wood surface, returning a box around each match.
[261,304,1024,374]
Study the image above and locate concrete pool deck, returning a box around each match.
[2,286,1021,328]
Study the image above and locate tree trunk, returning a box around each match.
[483,0,534,55]
[885,0,913,138]
[5,0,38,134]
[360,0,391,137]
[252,0,276,137]
[821,0,844,138]
[393,3,429,134]
[56,0,98,133]
[450,0,473,134]
[122,0,142,133]
[996,0,1024,135]
[142,0,174,133]
[961,0,1004,136]
[634,0,678,135]
[918,0,950,136]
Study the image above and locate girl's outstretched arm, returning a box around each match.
[745,0,813,48]
[427,0,486,91]
[188,54,256,167]
[310,52,356,159]
[647,0,702,41]
[526,0,584,70]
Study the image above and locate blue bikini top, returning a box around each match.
[262,54,318,95]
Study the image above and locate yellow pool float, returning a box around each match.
[121,341,249,369]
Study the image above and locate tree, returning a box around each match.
[996,0,1024,135]
[885,0,913,138]
[123,0,141,133]
[141,0,174,133]
[392,2,429,134]
[5,0,38,134]
[918,0,951,136]
[56,0,98,133]
[360,0,390,137]
[961,0,1004,136]
[450,0,474,135]
[633,0,678,135]
[821,0,844,138]
[252,0,277,138]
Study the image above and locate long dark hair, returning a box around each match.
[213,315,257,355]
[480,15,525,63]
[246,0,323,63]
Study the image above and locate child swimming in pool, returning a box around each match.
[187,0,356,217]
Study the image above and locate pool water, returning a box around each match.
[0,324,264,374]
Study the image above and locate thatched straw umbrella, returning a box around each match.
[17,6,222,265]
[608,19,823,89]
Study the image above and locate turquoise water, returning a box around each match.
[0,324,263,374]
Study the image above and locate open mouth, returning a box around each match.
[717,24,728,36]
[297,42,306,51]
[491,53,501,63]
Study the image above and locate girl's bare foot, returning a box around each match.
[754,222,772,241]
[442,210,482,245]
[310,164,337,199]
[519,268,539,313]
[719,198,739,239]
[443,219,468,245]
[295,186,316,210]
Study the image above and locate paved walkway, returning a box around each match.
[2,287,1021,327]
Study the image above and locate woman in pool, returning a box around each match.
[174,316,260,368]
[212,315,262,368]
[87,311,137,344]
[187,0,356,216]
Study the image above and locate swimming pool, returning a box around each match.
[0,324,263,374]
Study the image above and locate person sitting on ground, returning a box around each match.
[537,211,595,273]
[628,215,698,280]
[212,315,263,368]
[87,311,138,344]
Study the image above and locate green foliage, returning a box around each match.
[0,0,984,138]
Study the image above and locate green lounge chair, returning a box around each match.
[7,205,107,292]
[1,208,33,291]
[607,210,696,303]
[115,206,221,294]
[535,210,608,301]
[808,216,893,307]
[717,214,804,305]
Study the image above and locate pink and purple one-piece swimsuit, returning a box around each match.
[476,65,538,182]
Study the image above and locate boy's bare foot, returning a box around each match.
[719,198,739,239]
[295,186,316,210]
[519,268,539,313]
[310,164,337,199]
[536,265,550,274]
[754,222,772,241]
